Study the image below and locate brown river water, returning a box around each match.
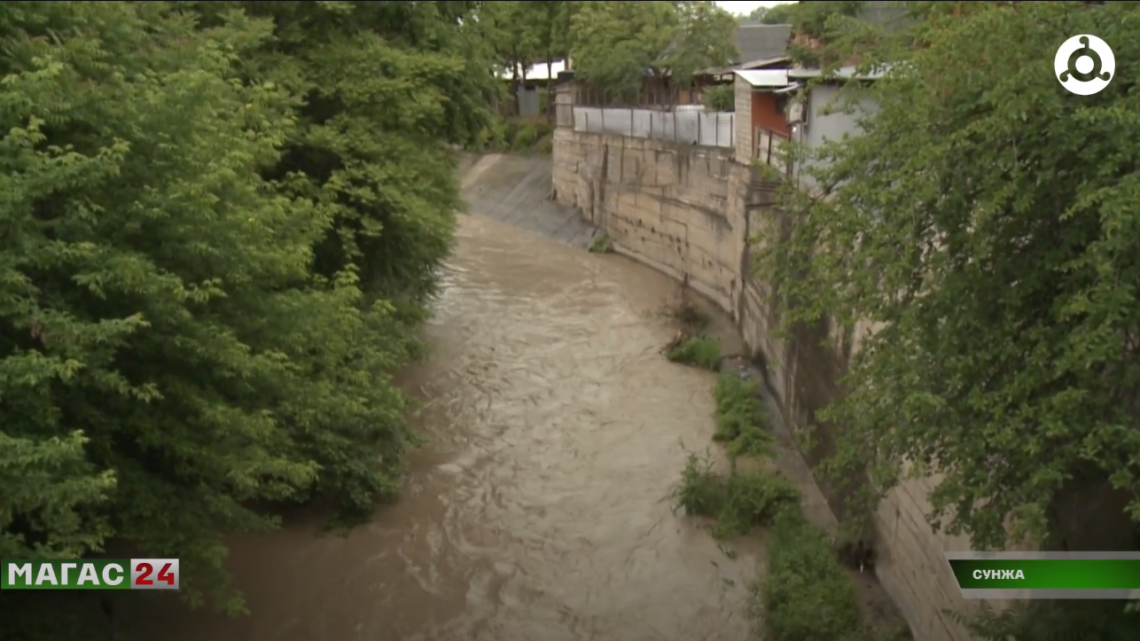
[123,214,766,641]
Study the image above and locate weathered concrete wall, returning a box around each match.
[552,126,978,641]
[552,130,749,315]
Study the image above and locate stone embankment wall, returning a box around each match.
[551,127,978,641]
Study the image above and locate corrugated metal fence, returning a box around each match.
[572,107,735,149]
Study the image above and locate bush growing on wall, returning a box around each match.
[702,85,735,112]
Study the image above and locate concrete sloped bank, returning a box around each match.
[458,153,600,250]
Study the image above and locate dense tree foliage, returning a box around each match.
[0,0,494,636]
[479,0,570,117]
[481,1,567,81]
[761,4,1140,636]
[748,3,796,24]
[748,2,866,33]
[763,0,1140,553]
[570,0,738,101]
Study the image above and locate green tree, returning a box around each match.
[229,0,495,311]
[669,1,740,87]
[2,0,317,624]
[749,2,796,24]
[552,0,581,70]
[0,0,494,637]
[762,0,1140,556]
[790,1,865,38]
[480,0,544,111]
[570,1,737,102]
[479,1,572,117]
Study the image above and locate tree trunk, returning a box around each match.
[510,46,520,117]
[546,57,555,121]
[520,59,531,117]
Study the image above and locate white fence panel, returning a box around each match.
[630,110,652,138]
[572,106,734,149]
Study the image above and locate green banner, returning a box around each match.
[949,558,1140,590]
[1,559,133,590]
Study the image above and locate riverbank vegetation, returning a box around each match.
[672,369,906,640]
[1,0,496,637]
[711,371,770,458]
[760,1,1140,638]
[673,372,796,536]
[587,231,614,254]
[662,298,723,369]
[477,116,555,154]
[666,336,722,370]
[674,369,785,530]
[758,509,863,641]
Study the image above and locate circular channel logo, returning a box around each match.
[1055,35,1114,96]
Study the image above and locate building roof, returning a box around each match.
[732,23,791,64]
[738,56,790,70]
[787,65,888,81]
[734,69,791,89]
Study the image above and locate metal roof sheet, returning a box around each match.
[734,69,790,88]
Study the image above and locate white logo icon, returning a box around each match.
[1055,35,1114,96]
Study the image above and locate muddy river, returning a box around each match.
[125,214,764,641]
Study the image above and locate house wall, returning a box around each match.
[551,119,981,641]
[751,91,790,137]
[795,83,879,190]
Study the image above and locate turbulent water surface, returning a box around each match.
[125,214,763,641]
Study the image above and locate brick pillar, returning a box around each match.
[733,75,753,164]
[555,81,576,130]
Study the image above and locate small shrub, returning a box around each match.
[702,84,735,112]
[756,509,864,641]
[713,470,800,537]
[513,121,538,149]
[502,116,552,151]
[674,451,728,517]
[712,373,766,439]
[713,372,776,473]
[474,124,504,151]
[667,335,721,370]
[588,232,613,253]
[673,454,800,537]
[531,117,553,140]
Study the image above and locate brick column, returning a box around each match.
[733,75,753,164]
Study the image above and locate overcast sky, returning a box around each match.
[715,1,793,17]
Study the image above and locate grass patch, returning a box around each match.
[472,116,553,153]
[712,372,773,465]
[588,232,613,254]
[674,452,800,537]
[666,335,721,370]
[512,121,538,149]
[753,509,865,641]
